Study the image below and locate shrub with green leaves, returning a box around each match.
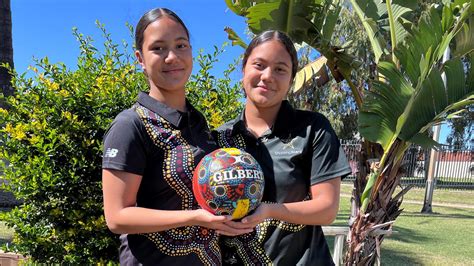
[0,24,143,263]
[187,44,244,129]
[0,23,242,263]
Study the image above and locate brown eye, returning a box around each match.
[152,46,165,52]
[253,62,264,69]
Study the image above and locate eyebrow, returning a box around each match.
[253,57,290,68]
[149,36,189,44]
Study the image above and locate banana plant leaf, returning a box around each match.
[292,56,328,93]
[359,3,473,150]
[452,15,474,57]
[358,61,414,150]
[225,0,253,16]
[349,0,416,63]
[244,0,322,44]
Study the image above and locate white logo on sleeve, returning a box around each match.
[105,148,119,158]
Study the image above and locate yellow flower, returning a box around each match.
[4,123,13,134]
[209,112,223,130]
[13,127,27,140]
[31,119,47,131]
[29,135,42,145]
[64,242,76,252]
[5,123,27,140]
[96,76,105,88]
[62,111,72,120]
[105,58,113,68]
[59,89,70,97]
[50,81,59,91]
[41,77,59,91]
[0,108,8,117]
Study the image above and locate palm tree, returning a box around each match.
[224,0,473,264]
[0,0,14,109]
[345,1,473,264]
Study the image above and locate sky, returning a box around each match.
[11,0,248,79]
[10,0,452,143]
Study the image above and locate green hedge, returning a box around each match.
[0,24,143,263]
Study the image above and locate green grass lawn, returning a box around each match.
[328,183,474,265]
[340,183,474,206]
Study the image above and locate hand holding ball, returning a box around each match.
[193,148,264,219]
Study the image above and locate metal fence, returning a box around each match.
[341,140,474,190]
[434,145,474,189]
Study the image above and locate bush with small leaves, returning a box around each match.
[187,44,244,129]
[0,23,143,263]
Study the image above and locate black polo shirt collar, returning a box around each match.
[136,91,201,128]
[231,100,295,137]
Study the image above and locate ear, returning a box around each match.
[135,50,145,70]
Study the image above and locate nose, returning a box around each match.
[164,50,178,64]
[261,67,274,82]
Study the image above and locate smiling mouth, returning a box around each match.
[163,68,184,73]
[257,85,273,91]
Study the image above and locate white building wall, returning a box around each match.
[435,161,473,179]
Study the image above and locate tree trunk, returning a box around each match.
[0,0,14,109]
[345,140,411,265]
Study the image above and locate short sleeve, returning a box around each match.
[102,109,147,175]
[310,116,352,185]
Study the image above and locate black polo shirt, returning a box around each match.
[215,100,352,266]
[102,92,220,265]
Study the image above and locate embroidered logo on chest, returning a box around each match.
[282,137,296,150]
[275,137,302,156]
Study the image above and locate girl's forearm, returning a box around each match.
[105,208,200,234]
[266,198,339,225]
[266,178,341,225]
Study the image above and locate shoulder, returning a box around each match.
[213,119,236,142]
[112,107,141,125]
[287,109,339,148]
[216,119,237,132]
[213,117,245,149]
[104,107,144,140]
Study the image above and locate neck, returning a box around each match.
[244,101,282,138]
[149,85,187,112]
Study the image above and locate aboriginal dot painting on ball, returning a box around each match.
[193,148,265,219]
